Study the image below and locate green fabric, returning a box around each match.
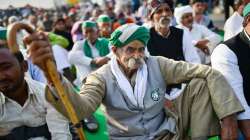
[84,108,109,140]
[48,32,69,48]
[83,38,110,58]
[0,28,7,40]
[243,3,250,17]
[74,87,109,140]
[97,15,111,23]
[109,24,150,48]
[82,21,97,28]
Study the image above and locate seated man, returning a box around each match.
[27,23,243,140]
[174,5,221,64]
[211,3,250,139]
[68,21,110,85]
[0,46,72,139]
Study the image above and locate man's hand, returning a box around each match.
[221,114,238,140]
[195,39,210,55]
[95,57,110,67]
[23,31,55,80]
[239,120,250,139]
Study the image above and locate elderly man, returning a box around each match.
[147,0,201,64]
[68,21,110,84]
[25,23,244,140]
[211,3,250,139]
[0,46,72,139]
[174,5,221,64]
[96,15,113,38]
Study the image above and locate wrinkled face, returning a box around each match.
[98,22,112,36]
[192,2,205,14]
[181,13,193,28]
[82,27,99,43]
[113,40,145,71]
[0,48,26,95]
[152,4,173,28]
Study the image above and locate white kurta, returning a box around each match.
[177,23,221,64]
[224,12,244,41]
[211,30,250,119]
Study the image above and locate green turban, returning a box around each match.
[97,15,111,23]
[82,21,97,28]
[243,3,250,17]
[109,24,150,48]
[0,27,7,40]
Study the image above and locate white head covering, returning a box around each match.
[174,5,193,25]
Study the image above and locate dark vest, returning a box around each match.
[224,31,250,105]
[147,26,185,61]
[0,124,51,140]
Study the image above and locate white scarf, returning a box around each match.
[110,56,148,108]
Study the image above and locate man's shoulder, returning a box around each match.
[91,63,112,78]
[170,26,184,32]
[74,40,85,46]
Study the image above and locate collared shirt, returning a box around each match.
[211,30,250,120]
[224,12,244,41]
[177,23,221,64]
[0,78,71,139]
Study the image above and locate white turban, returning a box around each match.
[174,5,193,25]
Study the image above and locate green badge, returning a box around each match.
[151,88,160,101]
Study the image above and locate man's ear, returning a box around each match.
[21,60,28,72]
[111,46,117,54]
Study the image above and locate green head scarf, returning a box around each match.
[0,27,7,40]
[82,21,97,28]
[109,23,150,48]
[97,15,111,23]
[243,3,250,17]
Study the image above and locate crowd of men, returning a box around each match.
[0,0,250,140]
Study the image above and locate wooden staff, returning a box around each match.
[7,22,86,140]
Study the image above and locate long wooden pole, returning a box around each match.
[7,22,86,140]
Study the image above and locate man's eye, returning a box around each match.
[127,47,135,53]
[138,47,145,52]
[0,64,12,70]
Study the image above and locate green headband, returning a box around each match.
[109,24,150,48]
[243,3,250,17]
[82,21,97,28]
[97,15,111,23]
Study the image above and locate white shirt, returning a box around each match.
[211,30,250,120]
[177,23,221,64]
[224,12,244,41]
[0,78,71,139]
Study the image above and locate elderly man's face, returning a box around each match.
[181,13,193,29]
[82,27,99,43]
[114,40,145,71]
[152,4,172,28]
